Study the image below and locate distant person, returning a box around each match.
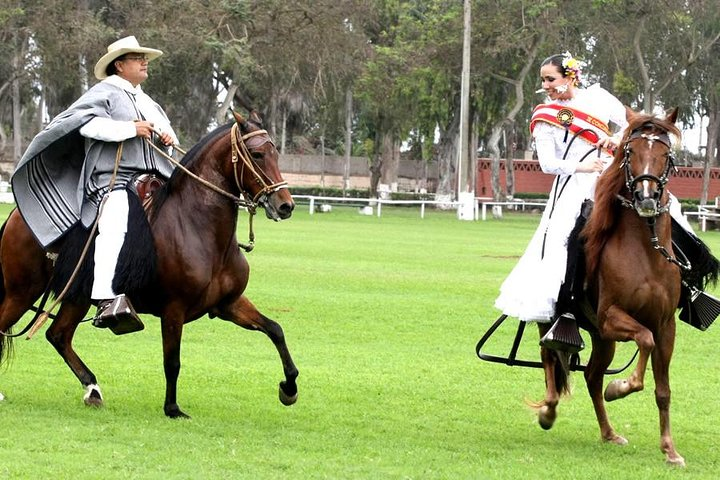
[12,35,178,333]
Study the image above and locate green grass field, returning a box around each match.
[0,202,718,479]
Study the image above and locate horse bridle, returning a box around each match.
[618,124,676,215]
[147,122,287,252]
[230,122,288,206]
[616,123,690,271]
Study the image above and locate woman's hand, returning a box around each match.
[575,158,604,173]
[594,135,620,151]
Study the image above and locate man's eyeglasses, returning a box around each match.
[122,55,149,62]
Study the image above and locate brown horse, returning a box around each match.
[0,110,298,418]
[536,107,690,466]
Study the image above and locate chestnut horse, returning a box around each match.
[0,111,299,418]
[536,107,690,466]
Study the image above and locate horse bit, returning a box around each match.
[616,124,690,271]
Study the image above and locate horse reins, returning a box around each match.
[147,124,287,252]
[616,125,690,271]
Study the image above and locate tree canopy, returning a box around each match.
[1,0,718,198]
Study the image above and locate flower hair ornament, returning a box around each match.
[561,51,585,86]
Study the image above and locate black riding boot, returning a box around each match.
[540,200,592,353]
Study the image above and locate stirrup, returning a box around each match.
[93,294,145,335]
[539,313,585,354]
[679,286,720,331]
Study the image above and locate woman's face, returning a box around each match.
[539,63,574,101]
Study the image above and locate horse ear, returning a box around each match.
[665,107,679,124]
[624,105,637,123]
[232,109,246,125]
[249,109,263,125]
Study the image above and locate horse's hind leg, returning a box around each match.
[535,323,570,430]
[585,336,627,444]
[45,301,104,407]
[219,295,298,406]
[651,322,684,466]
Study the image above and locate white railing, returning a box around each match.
[684,205,720,232]
[477,199,547,220]
[292,195,463,219]
[292,194,550,220]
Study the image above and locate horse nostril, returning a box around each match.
[279,202,294,216]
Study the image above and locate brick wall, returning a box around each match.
[476,159,720,200]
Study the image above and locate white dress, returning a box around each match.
[494,85,626,322]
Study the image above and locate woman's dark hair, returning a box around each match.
[105,54,127,77]
[541,54,567,77]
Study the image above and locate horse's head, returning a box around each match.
[230,110,294,220]
[620,107,680,218]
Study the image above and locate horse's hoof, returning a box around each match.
[0,392,5,401]
[604,379,632,402]
[538,405,556,430]
[604,434,628,445]
[666,454,686,467]
[164,403,191,419]
[83,384,104,407]
[279,381,298,406]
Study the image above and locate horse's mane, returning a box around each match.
[149,122,234,216]
[583,112,681,280]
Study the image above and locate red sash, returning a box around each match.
[530,104,611,147]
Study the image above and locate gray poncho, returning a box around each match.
[12,81,174,247]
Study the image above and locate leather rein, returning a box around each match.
[615,124,690,271]
[147,123,288,252]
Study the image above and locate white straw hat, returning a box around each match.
[94,35,163,80]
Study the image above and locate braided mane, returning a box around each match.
[582,110,680,280]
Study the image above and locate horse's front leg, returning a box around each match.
[599,305,654,401]
[45,301,103,406]
[651,320,685,467]
[160,310,189,419]
[218,294,298,406]
[584,336,627,444]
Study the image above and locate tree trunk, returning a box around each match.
[436,104,461,198]
[488,123,504,201]
[379,133,400,190]
[487,35,543,201]
[280,109,288,154]
[343,87,353,194]
[215,83,238,126]
[504,125,516,197]
[12,49,22,165]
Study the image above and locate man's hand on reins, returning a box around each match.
[134,120,174,146]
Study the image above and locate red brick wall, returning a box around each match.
[476,159,720,200]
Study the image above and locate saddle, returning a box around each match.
[133,173,165,208]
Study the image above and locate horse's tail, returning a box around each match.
[0,218,14,367]
[0,218,7,302]
[553,350,572,396]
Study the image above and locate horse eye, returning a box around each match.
[251,151,264,161]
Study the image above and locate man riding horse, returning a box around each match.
[12,35,177,334]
